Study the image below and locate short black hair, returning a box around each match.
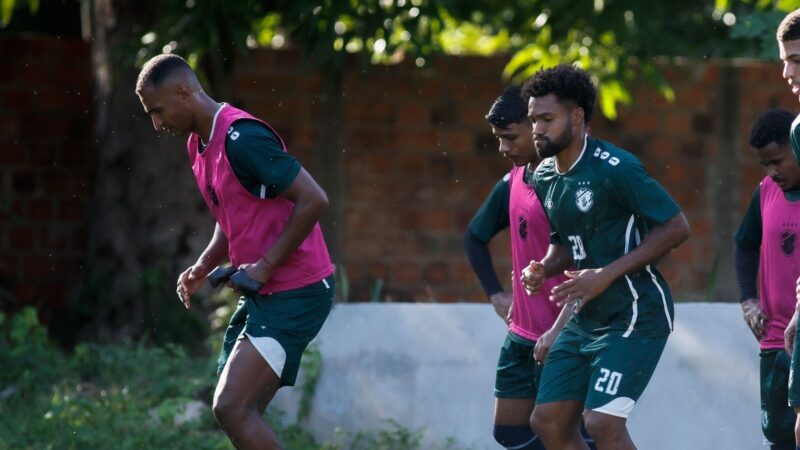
[135,54,194,94]
[485,85,528,128]
[778,9,800,42]
[749,108,794,149]
[521,64,596,124]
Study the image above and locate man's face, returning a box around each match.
[757,142,800,191]
[779,39,800,101]
[527,93,576,159]
[491,120,537,167]
[137,82,194,136]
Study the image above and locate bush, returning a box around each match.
[0,307,461,450]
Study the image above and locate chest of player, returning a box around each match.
[761,182,800,258]
[539,171,619,236]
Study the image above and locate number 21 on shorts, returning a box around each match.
[594,368,622,395]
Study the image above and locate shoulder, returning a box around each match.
[227,119,280,144]
[584,138,641,171]
[533,157,557,179]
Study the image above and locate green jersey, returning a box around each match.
[792,114,800,166]
[530,136,681,338]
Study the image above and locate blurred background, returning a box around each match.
[0,0,798,448]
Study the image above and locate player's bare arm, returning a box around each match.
[177,223,229,308]
[520,243,573,295]
[239,168,329,283]
[550,211,690,310]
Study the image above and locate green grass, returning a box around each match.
[0,307,462,450]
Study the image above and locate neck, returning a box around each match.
[194,94,222,141]
[554,130,586,173]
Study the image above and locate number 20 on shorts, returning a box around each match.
[594,368,622,395]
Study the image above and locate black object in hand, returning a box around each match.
[207,266,237,288]
[207,265,264,297]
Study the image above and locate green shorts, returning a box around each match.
[535,326,667,418]
[218,275,334,387]
[760,349,795,446]
[494,331,543,399]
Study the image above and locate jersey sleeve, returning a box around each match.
[734,186,762,251]
[225,120,302,198]
[467,174,511,242]
[612,156,681,226]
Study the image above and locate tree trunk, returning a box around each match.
[77,0,211,343]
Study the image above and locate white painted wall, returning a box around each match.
[272,303,763,450]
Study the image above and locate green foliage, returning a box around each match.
[0,308,458,450]
[0,0,38,27]
[297,344,322,422]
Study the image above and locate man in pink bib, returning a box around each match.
[735,109,800,450]
[136,54,334,449]
[464,86,594,450]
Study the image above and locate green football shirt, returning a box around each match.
[792,114,800,166]
[530,135,681,338]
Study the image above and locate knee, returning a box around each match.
[583,411,625,442]
[530,407,555,437]
[212,393,247,425]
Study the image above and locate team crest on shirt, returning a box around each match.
[518,216,528,239]
[780,230,797,256]
[575,187,594,213]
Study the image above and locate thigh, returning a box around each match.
[584,334,668,418]
[536,327,591,406]
[244,276,335,387]
[215,337,281,410]
[495,332,541,400]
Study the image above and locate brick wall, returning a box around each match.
[234,52,796,303]
[0,36,93,307]
[2,35,795,309]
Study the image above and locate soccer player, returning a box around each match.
[463,86,595,450]
[735,109,800,450]
[519,64,690,450]
[777,10,800,450]
[135,54,335,449]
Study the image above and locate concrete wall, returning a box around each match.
[273,302,763,450]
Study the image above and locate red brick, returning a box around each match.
[9,226,35,250]
[57,199,84,222]
[0,141,27,165]
[26,199,53,221]
[397,103,429,126]
[421,209,452,231]
[12,171,36,193]
[446,131,473,153]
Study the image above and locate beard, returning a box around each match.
[535,125,573,159]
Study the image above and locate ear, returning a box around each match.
[175,82,192,101]
[571,106,585,126]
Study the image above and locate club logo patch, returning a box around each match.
[575,187,594,213]
[780,230,797,256]
[518,216,528,239]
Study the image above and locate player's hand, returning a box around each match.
[787,310,799,356]
[520,261,546,295]
[534,326,558,363]
[238,257,273,284]
[741,298,767,342]
[489,291,513,323]
[549,268,613,312]
[176,265,205,309]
